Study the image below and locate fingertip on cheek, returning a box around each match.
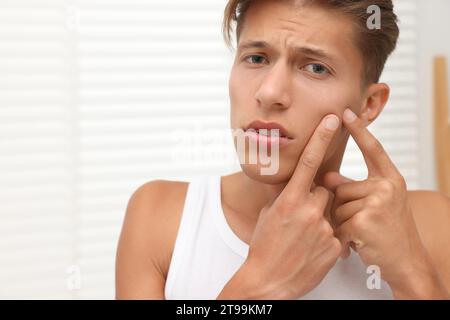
[343,108,357,123]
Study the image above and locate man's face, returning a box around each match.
[229,0,365,183]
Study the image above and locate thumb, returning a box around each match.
[322,171,354,192]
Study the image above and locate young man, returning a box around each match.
[115,0,450,299]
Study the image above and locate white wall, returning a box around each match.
[416,0,450,190]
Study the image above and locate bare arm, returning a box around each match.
[115,180,185,299]
[409,190,450,296]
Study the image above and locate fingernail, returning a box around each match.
[343,108,356,123]
[325,115,339,130]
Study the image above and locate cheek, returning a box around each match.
[291,81,356,130]
[228,68,241,106]
[289,85,353,156]
[303,88,349,114]
[228,69,240,128]
[229,67,256,126]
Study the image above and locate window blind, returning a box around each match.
[0,0,419,299]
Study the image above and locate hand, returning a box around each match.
[323,108,449,299]
[219,114,342,300]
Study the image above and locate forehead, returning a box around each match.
[238,1,360,62]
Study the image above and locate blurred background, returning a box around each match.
[0,0,449,299]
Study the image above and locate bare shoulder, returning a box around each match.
[407,190,450,226]
[407,190,450,286]
[115,179,189,299]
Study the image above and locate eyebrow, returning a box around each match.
[237,40,336,62]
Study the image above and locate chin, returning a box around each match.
[239,161,293,185]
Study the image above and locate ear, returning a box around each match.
[359,83,390,126]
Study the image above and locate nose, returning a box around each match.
[254,61,292,111]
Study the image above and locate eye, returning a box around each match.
[244,55,267,65]
[303,63,330,75]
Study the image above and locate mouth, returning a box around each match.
[243,120,294,147]
[244,120,294,138]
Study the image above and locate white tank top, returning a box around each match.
[164,175,393,299]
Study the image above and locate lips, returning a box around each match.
[244,120,294,139]
[242,120,294,149]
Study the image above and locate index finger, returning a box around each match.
[282,114,341,197]
[343,108,400,177]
